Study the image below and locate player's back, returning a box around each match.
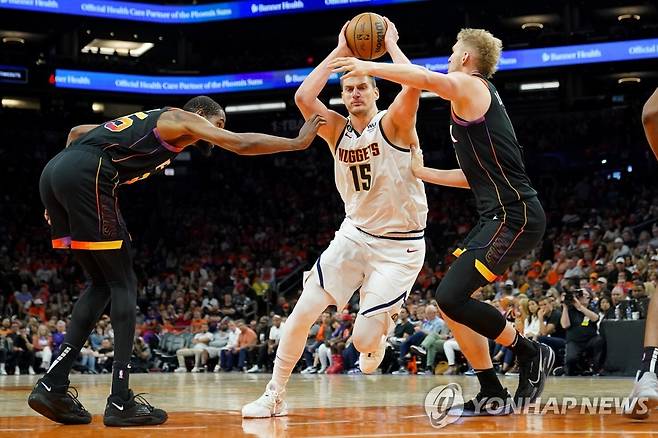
[449,75,537,222]
[72,108,181,185]
[334,110,427,236]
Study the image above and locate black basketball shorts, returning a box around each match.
[39,144,128,250]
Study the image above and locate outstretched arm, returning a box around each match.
[330,57,469,102]
[380,17,421,145]
[410,145,470,189]
[66,124,98,146]
[160,109,325,155]
[294,23,351,149]
[642,88,658,161]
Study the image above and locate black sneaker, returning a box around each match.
[27,378,92,424]
[514,342,555,407]
[448,389,513,417]
[103,390,167,427]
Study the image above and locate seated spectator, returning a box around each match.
[597,296,615,323]
[219,319,256,372]
[610,286,629,320]
[247,314,284,373]
[8,321,35,375]
[387,307,415,348]
[560,288,604,376]
[301,312,330,374]
[413,317,451,375]
[32,324,53,372]
[131,333,152,373]
[536,295,566,370]
[174,322,213,373]
[89,323,105,351]
[0,319,13,375]
[204,319,231,369]
[95,338,114,373]
[79,340,97,374]
[322,313,353,374]
[51,320,67,356]
[235,320,258,372]
[218,320,241,372]
[393,304,444,374]
[442,338,463,375]
[630,281,650,319]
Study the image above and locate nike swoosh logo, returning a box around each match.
[41,382,51,392]
[112,402,124,411]
[407,249,419,253]
[528,348,542,385]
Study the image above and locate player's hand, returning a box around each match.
[383,17,399,47]
[336,21,355,57]
[410,145,424,175]
[329,57,373,79]
[295,114,327,149]
[43,209,51,226]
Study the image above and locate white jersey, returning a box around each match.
[334,110,428,236]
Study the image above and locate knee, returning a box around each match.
[435,285,462,317]
[352,332,380,353]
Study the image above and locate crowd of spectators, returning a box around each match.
[0,102,656,377]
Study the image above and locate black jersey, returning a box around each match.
[449,75,537,223]
[72,107,182,185]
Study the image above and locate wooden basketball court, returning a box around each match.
[0,373,656,437]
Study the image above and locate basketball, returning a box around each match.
[345,12,388,60]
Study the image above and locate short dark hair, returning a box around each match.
[183,95,224,117]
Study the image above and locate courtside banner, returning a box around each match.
[54,38,658,94]
[0,0,426,24]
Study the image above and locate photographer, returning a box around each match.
[560,287,604,376]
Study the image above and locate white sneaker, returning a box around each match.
[242,382,288,418]
[0,367,7,376]
[359,335,386,374]
[300,366,316,374]
[213,364,221,373]
[174,367,187,373]
[246,365,260,373]
[624,372,658,419]
[317,366,327,374]
[191,367,202,373]
[13,368,20,376]
[28,366,35,375]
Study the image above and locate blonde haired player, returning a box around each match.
[242,18,428,418]
[331,28,554,415]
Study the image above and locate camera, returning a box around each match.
[563,287,584,307]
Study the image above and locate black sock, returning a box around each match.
[637,346,658,381]
[508,332,537,361]
[45,343,77,386]
[475,368,505,395]
[111,362,131,400]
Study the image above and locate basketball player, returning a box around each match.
[624,87,658,419]
[30,96,325,426]
[242,19,428,417]
[330,29,554,414]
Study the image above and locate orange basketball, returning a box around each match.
[345,12,388,60]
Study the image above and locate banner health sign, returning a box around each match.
[0,0,426,24]
[53,38,657,95]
